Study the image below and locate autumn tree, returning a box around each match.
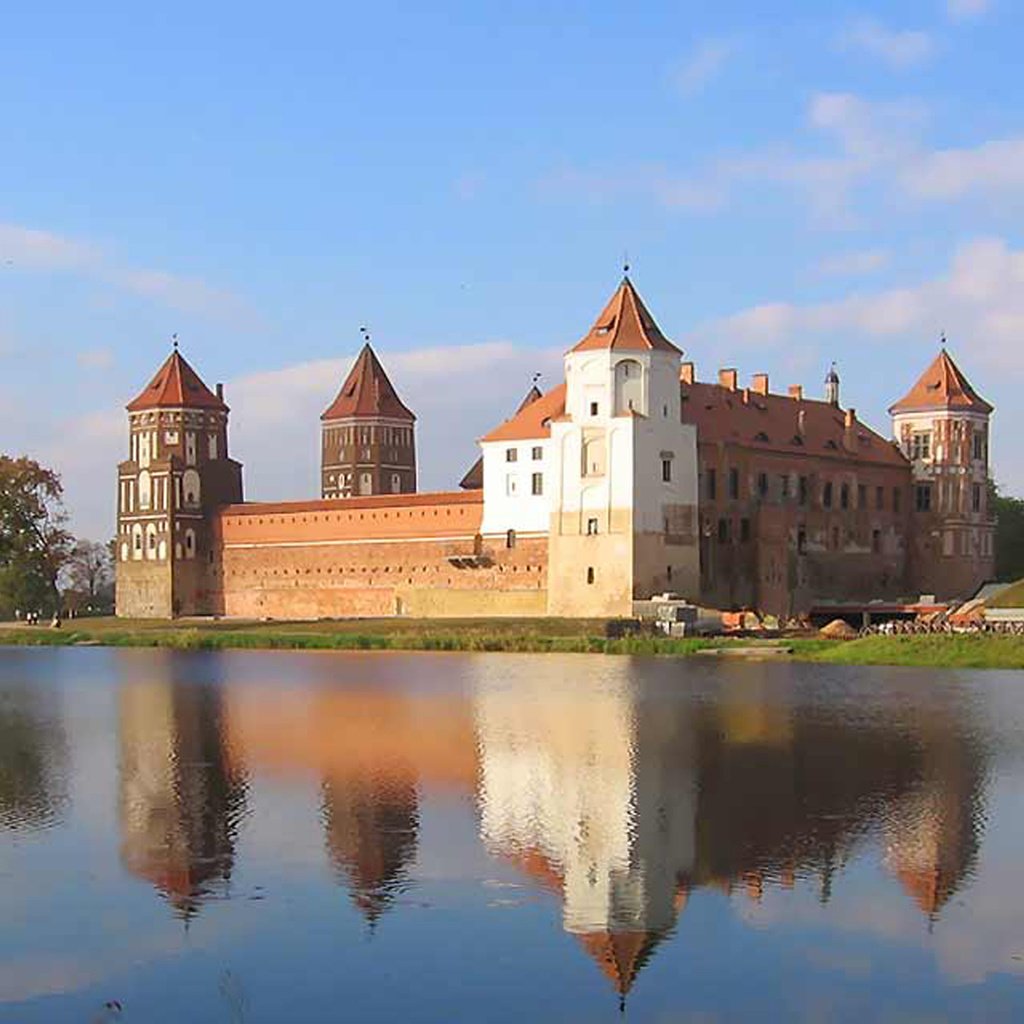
[0,456,74,617]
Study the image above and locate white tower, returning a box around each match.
[546,276,699,616]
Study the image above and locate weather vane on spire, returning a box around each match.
[359,325,371,345]
[623,250,630,277]
[940,330,947,348]
[171,333,179,351]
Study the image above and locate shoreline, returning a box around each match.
[2,619,1024,669]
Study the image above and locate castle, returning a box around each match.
[115,275,995,620]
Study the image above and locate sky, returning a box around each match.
[1,0,1021,539]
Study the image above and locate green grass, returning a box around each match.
[2,617,1023,668]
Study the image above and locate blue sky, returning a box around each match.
[1,0,1021,537]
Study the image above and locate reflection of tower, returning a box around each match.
[322,775,419,925]
[884,717,982,921]
[474,668,697,1000]
[119,663,247,919]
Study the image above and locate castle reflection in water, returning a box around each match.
[114,655,985,997]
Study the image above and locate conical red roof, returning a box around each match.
[321,344,415,422]
[570,276,681,355]
[127,349,227,412]
[889,349,992,415]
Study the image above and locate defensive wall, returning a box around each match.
[207,490,548,619]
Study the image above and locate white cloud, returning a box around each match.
[816,249,891,277]
[839,19,935,69]
[904,138,1024,199]
[673,38,735,96]
[0,221,252,323]
[947,0,992,22]
[76,348,115,370]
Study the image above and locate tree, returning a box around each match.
[63,539,115,612]
[0,456,74,617]
[993,487,1024,582]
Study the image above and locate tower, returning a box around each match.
[546,276,700,616]
[889,345,994,599]
[320,343,416,498]
[824,363,840,406]
[115,345,243,618]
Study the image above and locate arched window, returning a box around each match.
[138,470,152,510]
[184,529,196,559]
[145,523,158,560]
[182,469,201,507]
[132,524,143,560]
[614,359,644,416]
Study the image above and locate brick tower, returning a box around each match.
[890,346,994,600]
[320,343,416,498]
[116,345,243,617]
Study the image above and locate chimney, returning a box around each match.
[845,408,856,429]
[719,368,738,391]
[681,362,695,385]
[742,387,751,405]
[216,383,224,401]
[797,409,806,436]
[752,373,769,396]
[788,385,803,401]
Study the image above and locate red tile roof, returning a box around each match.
[218,489,481,517]
[682,380,907,467]
[126,349,227,412]
[461,384,544,487]
[480,383,567,443]
[321,343,415,422]
[889,348,993,415]
[570,276,681,354]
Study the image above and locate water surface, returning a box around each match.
[2,648,1023,1021]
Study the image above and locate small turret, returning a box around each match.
[825,363,840,407]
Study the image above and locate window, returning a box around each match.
[505,448,518,463]
[391,473,401,493]
[361,448,371,461]
[728,468,739,500]
[208,434,218,460]
[840,484,849,510]
[586,567,595,585]
[717,518,731,543]
[910,432,931,460]
[858,484,866,509]
[586,517,599,536]
[915,484,932,512]
[972,483,982,513]
[757,472,768,499]
[506,529,516,549]
[823,482,833,508]
[872,529,881,553]
[531,472,543,496]
[590,402,599,416]
[505,474,518,497]
[706,468,717,500]
[797,527,807,555]
[876,486,884,511]
[973,432,985,461]
[780,475,791,500]
[740,518,751,543]
[799,476,808,506]
[531,446,543,461]
[894,487,902,513]
[662,459,672,483]
[832,526,840,550]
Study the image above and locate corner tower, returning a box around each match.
[546,276,700,616]
[890,345,994,599]
[116,345,243,617]
[321,343,416,498]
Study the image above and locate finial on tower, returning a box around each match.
[532,371,542,386]
[171,333,179,351]
[940,330,947,350]
[359,325,372,347]
[622,250,630,278]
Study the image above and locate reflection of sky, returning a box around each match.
[1,648,1023,1023]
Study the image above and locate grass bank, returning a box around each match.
[2,617,1024,668]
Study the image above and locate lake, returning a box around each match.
[1,648,1023,1022]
